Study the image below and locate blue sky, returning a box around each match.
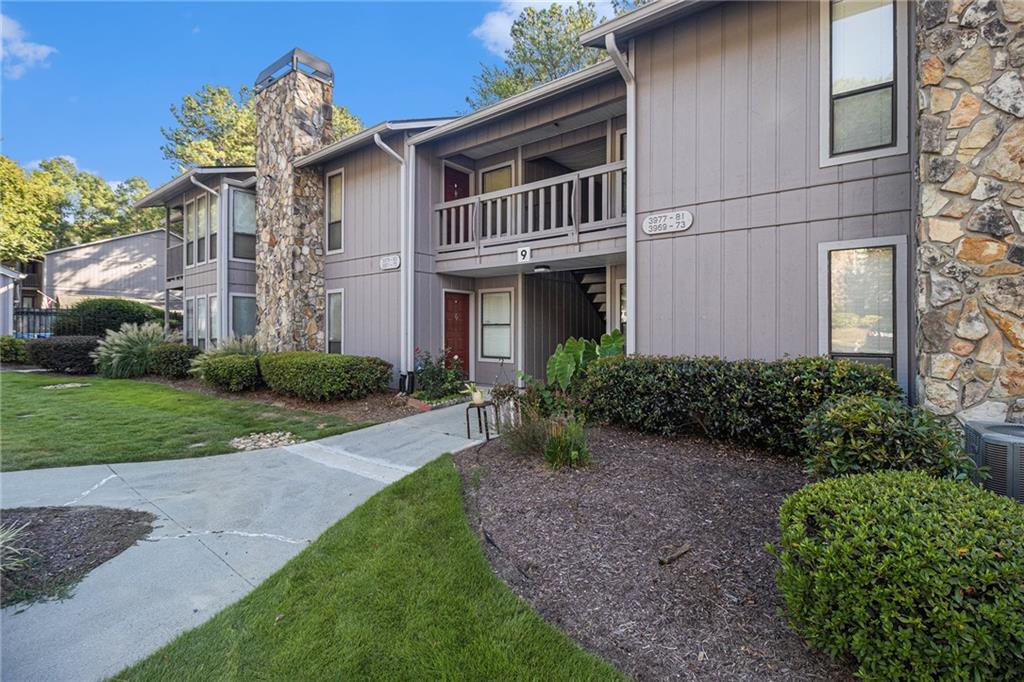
[1,2,534,188]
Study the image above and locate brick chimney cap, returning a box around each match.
[255,48,333,93]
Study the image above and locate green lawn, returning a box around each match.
[117,457,621,681]
[1,372,362,471]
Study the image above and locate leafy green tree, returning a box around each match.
[468,2,602,110]
[0,155,58,262]
[162,85,363,172]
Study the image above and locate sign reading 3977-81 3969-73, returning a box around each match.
[641,210,694,235]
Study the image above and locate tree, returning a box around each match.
[0,155,58,262]
[468,2,602,110]
[161,85,363,172]
[23,157,163,251]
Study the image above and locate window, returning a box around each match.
[326,290,343,354]
[617,280,627,338]
[818,236,907,390]
[196,295,207,350]
[185,297,195,345]
[196,195,207,264]
[480,165,513,237]
[326,170,343,252]
[479,290,512,361]
[232,190,257,260]
[185,201,195,267]
[820,0,906,165]
[209,194,218,261]
[208,295,218,347]
[231,295,257,338]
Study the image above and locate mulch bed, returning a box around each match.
[454,426,855,681]
[142,377,420,424]
[1,506,155,608]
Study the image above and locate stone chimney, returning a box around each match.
[253,49,334,351]
[916,0,1023,423]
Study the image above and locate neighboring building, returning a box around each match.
[138,1,1024,423]
[42,229,178,308]
[8,260,43,308]
[0,266,25,336]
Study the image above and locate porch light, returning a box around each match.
[533,265,551,273]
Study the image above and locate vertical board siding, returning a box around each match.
[45,231,167,306]
[633,0,911,361]
[522,272,605,378]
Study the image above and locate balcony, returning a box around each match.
[435,161,626,254]
[167,243,183,281]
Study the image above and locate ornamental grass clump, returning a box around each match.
[92,322,167,378]
[771,471,1024,681]
[802,394,973,479]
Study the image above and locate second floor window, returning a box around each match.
[196,195,207,264]
[209,194,218,261]
[829,0,895,155]
[327,170,344,252]
[185,201,195,267]
[232,190,256,260]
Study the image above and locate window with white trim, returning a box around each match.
[480,290,512,361]
[196,195,207,264]
[231,295,257,338]
[184,201,195,267]
[208,294,218,347]
[327,290,344,354]
[196,295,207,350]
[326,170,343,252]
[209,194,218,261]
[231,190,256,260]
[184,297,195,345]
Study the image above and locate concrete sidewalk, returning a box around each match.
[0,404,482,682]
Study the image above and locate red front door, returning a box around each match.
[444,292,470,379]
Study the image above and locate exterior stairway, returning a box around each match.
[574,270,607,325]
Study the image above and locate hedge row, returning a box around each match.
[52,298,165,336]
[260,352,392,401]
[0,336,27,364]
[25,336,99,374]
[579,355,902,454]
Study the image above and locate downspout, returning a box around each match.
[605,32,636,354]
[403,143,417,375]
[374,132,410,377]
[189,175,219,197]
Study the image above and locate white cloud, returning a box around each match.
[191,26,201,35]
[1,14,57,80]
[472,1,614,56]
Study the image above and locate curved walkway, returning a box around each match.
[0,404,481,682]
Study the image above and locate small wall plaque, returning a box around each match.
[642,210,694,235]
[516,246,532,263]
[379,254,401,270]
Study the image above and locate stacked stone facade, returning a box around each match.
[917,0,1024,423]
[254,69,333,352]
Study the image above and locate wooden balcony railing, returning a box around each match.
[435,160,627,253]
[167,243,183,280]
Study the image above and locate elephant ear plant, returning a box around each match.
[546,329,623,391]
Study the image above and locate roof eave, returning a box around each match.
[294,119,456,168]
[408,60,619,146]
[135,167,256,209]
[580,0,715,48]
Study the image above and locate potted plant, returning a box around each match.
[462,382,484,405]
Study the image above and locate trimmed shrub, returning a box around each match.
[544,416,590,469]
[260,352,392,401]
[579,355,902,454]
[190,337,260,383]
[0,336,27,364]
[772,471,1024,681]
[52,298,163,336]
[202,355,262,392]
[149,342,201,379]
[93,322,167,378]
[25,336,99,374]
[802,394,972,479]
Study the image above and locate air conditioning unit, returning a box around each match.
[964,421,1024,502]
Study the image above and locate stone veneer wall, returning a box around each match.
[254,69,333,352]
[917,0,1024,423]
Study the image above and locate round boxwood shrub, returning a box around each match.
[579,355,902,454]
[1,336,27,364]
[149,342,201,379]
[25,336,99,374]
[52,298,163,336]
[773,471,1024,681]
[202,354,262,392]
[802,394,972,479]
[260,351,392,401]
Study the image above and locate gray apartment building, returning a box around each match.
[138,0,1024,424]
